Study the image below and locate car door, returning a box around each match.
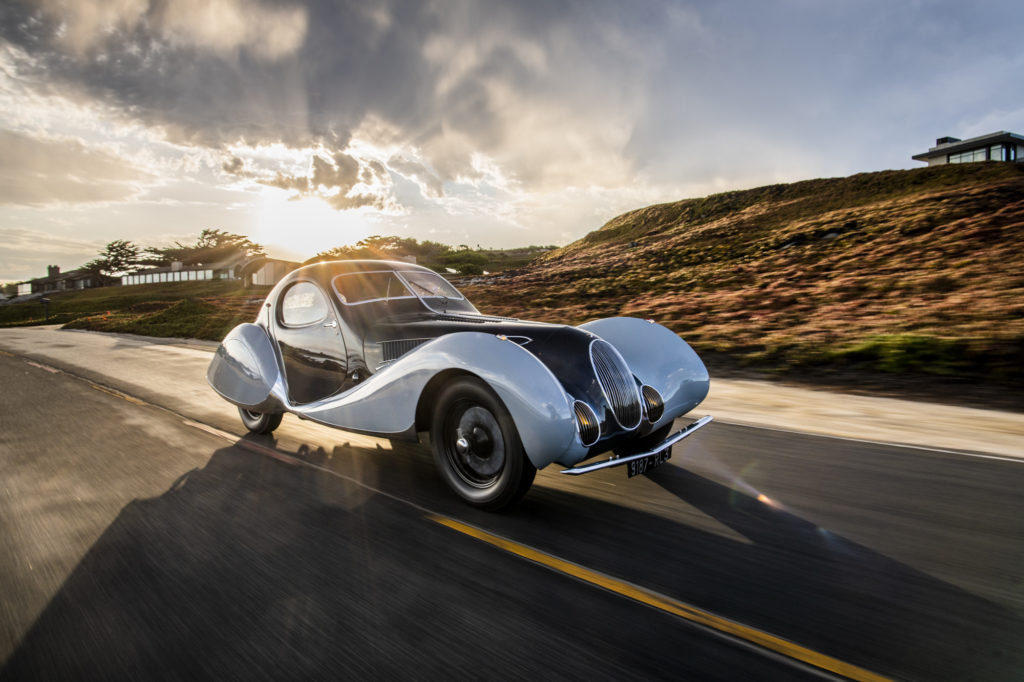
[274,280,348,404]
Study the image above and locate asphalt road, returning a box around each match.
[1,327,1022,681]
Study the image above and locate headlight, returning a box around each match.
[573,400,600,447]
[641,385,664,424]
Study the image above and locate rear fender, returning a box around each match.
[206,323,287,413]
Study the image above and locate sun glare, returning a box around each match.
[253,188,375,260]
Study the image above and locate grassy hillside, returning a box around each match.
[459,163,1024,388]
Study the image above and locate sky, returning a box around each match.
[1,0,1022,283]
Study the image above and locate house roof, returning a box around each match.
[912,131,1024,161]
[23,268,96,285]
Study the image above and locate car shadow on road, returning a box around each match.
[0,439,473,681]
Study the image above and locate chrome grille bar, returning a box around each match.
[590,339,642,430]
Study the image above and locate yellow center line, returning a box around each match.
[427,514,893,682]
[86,381,148,406]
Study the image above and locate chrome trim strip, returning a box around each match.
[559,416,713,475]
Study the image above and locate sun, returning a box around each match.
[252,188,376,260]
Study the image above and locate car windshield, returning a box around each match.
[398,270,464,300]
[332,271,413,305]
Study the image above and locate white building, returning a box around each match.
[121,258,240,286]
[912,131,1023,166]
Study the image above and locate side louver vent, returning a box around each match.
[589,339,642,430]
[381,338,430,363]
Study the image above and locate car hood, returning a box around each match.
[372,312,608,405]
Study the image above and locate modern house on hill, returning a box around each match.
[912,131,1023,166]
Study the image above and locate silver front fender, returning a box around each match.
[578,317,709,430]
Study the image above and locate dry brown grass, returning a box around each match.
[461,163,1024,385]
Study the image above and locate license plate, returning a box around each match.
[627,447,671,478]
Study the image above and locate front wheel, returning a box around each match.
[430,377,535,510]
[238,407,283,434]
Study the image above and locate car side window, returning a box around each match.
[280,281,329,326]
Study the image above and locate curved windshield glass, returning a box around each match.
[398,270,464,300]
[332,271,413,305]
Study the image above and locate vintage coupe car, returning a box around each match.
[207,260,711,509]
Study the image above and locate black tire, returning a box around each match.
[430,376,536,510]
[238,407,283,434]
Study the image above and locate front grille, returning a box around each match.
[381,338,430,362]
[590,339,642,430]
[573,401,601,446]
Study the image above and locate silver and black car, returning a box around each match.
[208,260,711,509]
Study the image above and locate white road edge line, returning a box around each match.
[707,417,1024,464]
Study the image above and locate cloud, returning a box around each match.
[0,227,104,281]
[34,0,307,60]
[0,129,147,205]
[255,150,396,211]
[386,155,443,198]
[0,0,664,199]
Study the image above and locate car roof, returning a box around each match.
[292,259,439,279]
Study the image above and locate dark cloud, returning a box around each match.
[0,0,655,194]
[311,153,359,191]
[0,129,146,205]
[221,155,245,174]
[259,151,392,209]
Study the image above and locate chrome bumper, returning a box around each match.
[559,415,713,475]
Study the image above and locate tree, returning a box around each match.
[306,235,458,266]
[143,229,265,267]
[83,240,142,283]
